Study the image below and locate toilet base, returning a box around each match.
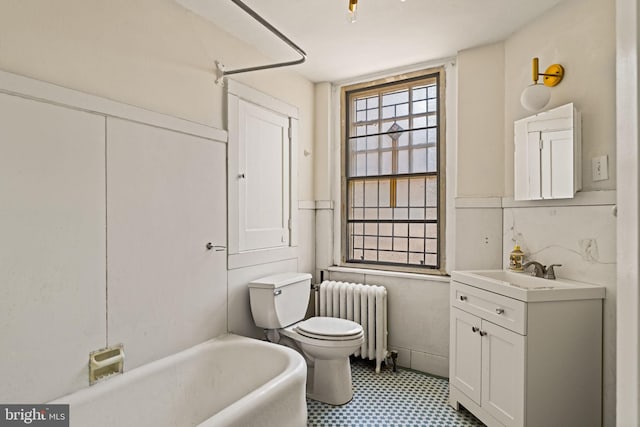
[306,357,354,405]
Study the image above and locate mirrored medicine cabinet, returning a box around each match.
[514,102,581,201]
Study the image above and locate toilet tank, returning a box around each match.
[248,272,312,329]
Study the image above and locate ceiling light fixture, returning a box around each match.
[348,0,358,23]
[520,57,565,112]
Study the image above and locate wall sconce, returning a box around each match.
[348,0,358,23]
[520,57,564,112]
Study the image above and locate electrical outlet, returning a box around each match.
[592,155,609,181]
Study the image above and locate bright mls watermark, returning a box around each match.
[0,405,68,426]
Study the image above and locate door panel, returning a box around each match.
[481,320,525,427]
[238,100,290,251]
[107,118,227,370]
[450,308,482,404]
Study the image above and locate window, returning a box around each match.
[343,69,445,270]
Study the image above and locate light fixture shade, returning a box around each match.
[520,83,551,112]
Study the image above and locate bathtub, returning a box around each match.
[51,334,307,427]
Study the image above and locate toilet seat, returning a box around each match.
[281,317,364,346]
[296,317,363,341]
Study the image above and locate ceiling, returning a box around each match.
[176,0,565,83]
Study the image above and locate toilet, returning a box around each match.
[248,272,364,405]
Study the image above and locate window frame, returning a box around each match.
[340,67,447,274]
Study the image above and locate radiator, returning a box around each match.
[316,280,388,373]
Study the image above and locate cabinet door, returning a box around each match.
[237,99,290,252]
[540,129,573,199]
[450,308,482,404]
[106,118,228,370]
[481,320,525,427]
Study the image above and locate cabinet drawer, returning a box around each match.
[451,281,527,335]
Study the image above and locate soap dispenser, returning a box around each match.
[509,245,525,271]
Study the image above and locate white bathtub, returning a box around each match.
[52,334,307,427]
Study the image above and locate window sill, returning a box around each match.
[327,266,450,283]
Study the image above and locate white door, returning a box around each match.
[106,118,227,370]
[237,100,290,252]
[481,320,526,427]
[540,129,573,199]
[450,308,482,404]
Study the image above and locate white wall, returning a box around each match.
[615,0,640,424]
[503,0,616,196]
[0,0,315,401]
[457,42,505,198]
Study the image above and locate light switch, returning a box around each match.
[592,155,608,181]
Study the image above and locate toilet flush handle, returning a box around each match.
[274,289,282,296]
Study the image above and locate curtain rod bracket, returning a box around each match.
[215,61,226,86]
[214,0,307,86]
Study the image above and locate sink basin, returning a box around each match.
[451,270,606,302]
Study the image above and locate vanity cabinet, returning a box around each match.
[449,278,603,427]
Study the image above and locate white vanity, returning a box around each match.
[448,270,605,427]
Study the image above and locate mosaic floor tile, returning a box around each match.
[306,359,485,427]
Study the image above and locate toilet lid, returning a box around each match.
[296,317,363,340]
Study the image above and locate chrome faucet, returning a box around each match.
[523,261,562,280]
[523,261,545,278]
[544,264,562,280]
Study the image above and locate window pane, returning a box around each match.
[366,152,379,175]
[396,179,408,207]
[412,149,427,173]
[413,87,427,100]
[397,150,409,174]
[351,180,364,206]
[393,238,408,251]
[409,208,424,220]
[379,237,392,250]
[379,251,407,264]
[381,151,392,175]
[410,223,425,237]
[396,103,409,117]
[394,223,408,237]
[364,236,377,250]
[379,223,392,236]
[379,180,391,207]
[409,238,424,252]
[428,147,437,172]
[382,90,409,106]
[364,181,378,207]
[409,178,425,207]
[426,177,438,206]
[426,239,438,253]
[413,100,427,114]
[364,250,377,261]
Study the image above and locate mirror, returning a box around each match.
[514,103,581,200]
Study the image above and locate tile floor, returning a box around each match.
[306,359,485,427]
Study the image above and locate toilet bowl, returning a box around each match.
[248,273,364,405]
[281,317,364,405]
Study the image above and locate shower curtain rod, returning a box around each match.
[215,0,307,84]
